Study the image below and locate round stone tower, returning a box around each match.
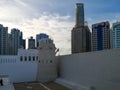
[37,38,57,82]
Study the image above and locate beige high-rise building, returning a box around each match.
[71,3,91,54]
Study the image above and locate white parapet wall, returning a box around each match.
[57,49,120,90]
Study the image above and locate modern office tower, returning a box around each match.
[11,28,21,55]
[36,33,49,47]
[92,21,110,51]
[75,3,84,27]
[71,3,91,53]
[28,36,35,49]
[0,24,8,55]
[112,22,120,48]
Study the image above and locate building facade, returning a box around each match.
[112,22,120,48]
[71,3,91,53]
[37,38,57,82]
[92,21,110,51]
[75,3,84,27]
[84,25,91,52]
[28,36,35,49]
[36,33,49,47]
[0,24,8,55]
[8,34,13,55]
[19,32,26,49]
[0,37,57,83]
[11,28,23,55]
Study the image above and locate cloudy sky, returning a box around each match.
[0,0,120,55]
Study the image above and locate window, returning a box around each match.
[29,56,31,61]
[36,56,38,61]
[24,56,27,61]
[33,56,35,61]
[50,60,52,63]
[20,56,23,61]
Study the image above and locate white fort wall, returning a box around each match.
[0,49,38,83]
[0,56,38,83]
[58,49,120,90]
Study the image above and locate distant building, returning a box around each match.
[75,3,84,27]
[92,21,110,51]
[36,33,49,47]
[8,34,12,55]
[71,3,91,53]
[84,24,91,52]
[28,36,35,49]
[19,32,26,49]
[23,39,26,49]
[112,22,120,48]
[0,24,8,55]
[110,29,113,49]
[11,28,23,55]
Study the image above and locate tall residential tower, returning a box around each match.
[0,24,8,55]
[11,28,24,55]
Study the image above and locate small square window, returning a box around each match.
[50,60,52,63]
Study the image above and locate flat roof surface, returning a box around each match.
[0,84,15,90]
[14,82,70,90]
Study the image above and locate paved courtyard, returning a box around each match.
[14,82,70,90]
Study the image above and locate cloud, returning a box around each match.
[19,13,74,55]
[0,0,74,55]
[0,0,119,55]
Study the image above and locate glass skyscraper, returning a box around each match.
[112,22,120,48]
[92,21,110,51]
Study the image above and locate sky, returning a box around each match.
[0,0,120,55]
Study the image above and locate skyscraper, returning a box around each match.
[92,21,110,51]
[28,36,35,49]
[112,22,120,48]
[11,28,23,55]
[36,33,49,47]
[75,3,84,27]
[84,23,91,52]
[8,34,12,55]
[71,3,91,53]
[0,24,8,55]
